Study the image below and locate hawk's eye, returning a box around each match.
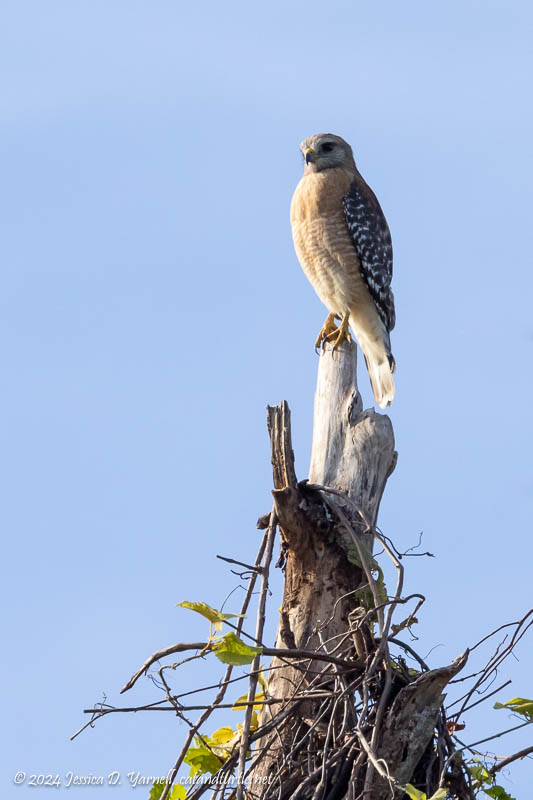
[320,142,335,153]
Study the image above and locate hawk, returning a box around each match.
[290,133,396,408]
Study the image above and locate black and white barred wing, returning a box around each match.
[342,177,395,332]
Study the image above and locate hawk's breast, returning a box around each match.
[290,168,371,316]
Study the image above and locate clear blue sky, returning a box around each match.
[2,0,532,796]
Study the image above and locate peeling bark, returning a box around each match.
[249,340,465,799]
[372,652,469,799]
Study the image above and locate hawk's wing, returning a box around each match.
[342,175,395,332]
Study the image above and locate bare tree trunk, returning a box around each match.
[309,339,397,550]
[252,340,395,795]
[249,339,466,799]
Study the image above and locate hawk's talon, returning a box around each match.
[314,312,339,351]
[325,313,351,352]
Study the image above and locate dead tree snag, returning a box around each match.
[79,336,533,800]
[249,340,467,799]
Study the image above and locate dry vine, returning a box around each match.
[76,386,533,800]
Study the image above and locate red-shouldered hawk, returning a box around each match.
[290,133,396,408]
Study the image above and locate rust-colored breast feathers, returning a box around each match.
[290,167,371,317]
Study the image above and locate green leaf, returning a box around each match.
[184,736,224,776]
[484,786,516,800]
[148,783,165,800]
[257,666,269,693]
[374,565,388,605]
[210,726,235,745]
[493,697,533,720]
[211,632,262,665]
[352,567,388,610]
[427,790,448,800]
[401,785,446,800]
[148,784,186,800]
[232,691,265,710]
[469,761,516,800]
[177,601,245,632]
[402,784,426,800]
[354,585,374,609]
[346,539,377,570]
[470,764,492,784]
[209,726,242,758]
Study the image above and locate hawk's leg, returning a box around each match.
[314,312,339,351]
[325,311,351,352]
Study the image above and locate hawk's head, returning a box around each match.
[300,133,356,174]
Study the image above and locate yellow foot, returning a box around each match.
[325,312,351,352]
[314,313,339,350]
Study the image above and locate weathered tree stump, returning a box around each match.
[250,339,466,800]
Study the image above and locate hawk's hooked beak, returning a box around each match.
[305,147,316,165]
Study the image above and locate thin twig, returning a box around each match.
[236,511,277,800]
[447,679,511,715]
[159,529,270,800]
[216,554,263,573]
[386,636,430,671]
[464,719,533,750]
[122,641,358,695]
[489,745,533,775]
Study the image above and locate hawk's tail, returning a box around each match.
[358,335,395,409]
